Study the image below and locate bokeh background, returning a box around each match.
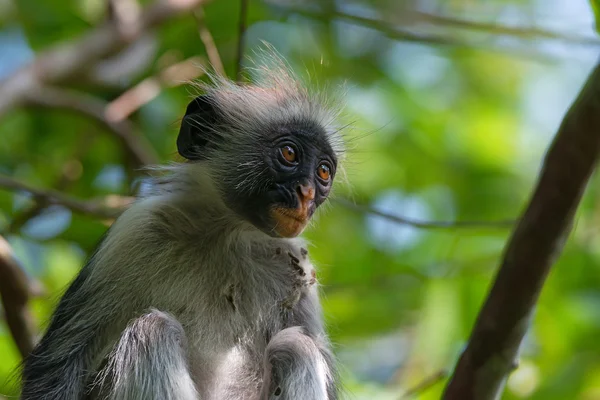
[1,0,600,398]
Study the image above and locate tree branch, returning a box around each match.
[107,0,142,38]
[442,60,600,399]
[275,5,585,62]
[105,56,205,122]
[0,235,35,358]
[194,8,225,76]
[21,86,159,166]
[0,174,132,220]
[292,7,459,47]
[337,198,516,229]
[0,0,207,119]
[7,135,96,233]
[411,10,600,46]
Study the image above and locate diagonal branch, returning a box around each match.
[107,0,142,38]
[7,135,96,233]
[22,86,159,166]
[442,60,600,399]
[290,7,459,47]
[279,4,600,48]
[105,56,205,122]
[0,0,207,119]
[0,174,132,220]
[411,10,600,46]
[337,198,516,229]
[0,235,35,358]
[194,8,225,76]
[275,5,590,62]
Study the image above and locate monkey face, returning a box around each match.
[177,95,341,238]
[225,121,337,238]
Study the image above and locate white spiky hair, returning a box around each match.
[191,46,347,158]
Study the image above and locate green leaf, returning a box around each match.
[14,0,94,49]
[591,0,600,34]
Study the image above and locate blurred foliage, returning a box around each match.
[1,0,600,399]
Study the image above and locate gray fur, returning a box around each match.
[96,310,198,400]
[21,56,344,400]
[261,327,332,400]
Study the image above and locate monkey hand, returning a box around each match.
[281,247,316,310]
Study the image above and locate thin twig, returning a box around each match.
[337,198,516,229]
[105,56,205,122]
[275,3,599,47]
[297,7,457,47]
[401,370,448,399]
[7,135,96,233]
[274,5,567,62]
[412,10,600,46]
[443,61,600,399]
[0,174,132,220]
[235,0,249,82]
[107,0,142,39]
[194,8,225,76]
[0,0,207,118]
[22,86,159,166]
[0,235,35,358]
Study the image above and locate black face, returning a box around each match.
[230,120,337,237]
[178,95,338,238]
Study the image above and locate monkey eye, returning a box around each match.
[274,387,282,396]
[280,145,298,165]
[317,163,331,181]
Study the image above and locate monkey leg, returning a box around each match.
[94,309,198,400]
[261,326,332,400]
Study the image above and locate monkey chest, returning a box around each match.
[184,308,280,399]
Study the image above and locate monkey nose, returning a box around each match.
[296,182,315,202]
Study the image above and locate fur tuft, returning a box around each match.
[189,46,347,159]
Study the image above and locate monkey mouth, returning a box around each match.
[270,206,310,238]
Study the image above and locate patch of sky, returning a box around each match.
[528,0,598,60]
[366,190,431,253]
[140,93,176,132]
[345,85,400,132]
[333,19,382,59]
[21,205,72,241]
[515,0,598,171]
[0,26,33,79]
[93,164,125,192]
[382,42,451,90]
[338,331,409,384]
[7,234,47,275]
[246,21,321,61]
[380,42,460,112]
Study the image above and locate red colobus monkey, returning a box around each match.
[21,54,346,400]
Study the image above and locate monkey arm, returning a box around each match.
[268,246,339,399]
[92,309,198,400]
[285,287,339,400]
[20,263,102,400]
[252,245,338,399]
[270,248,338,400]
[261,326,333,400]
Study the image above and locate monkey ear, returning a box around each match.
[177,95,219,160]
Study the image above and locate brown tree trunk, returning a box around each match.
[443,59,600,400]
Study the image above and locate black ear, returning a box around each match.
[177,95,219,160]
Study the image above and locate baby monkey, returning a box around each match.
[20,57,345,400]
